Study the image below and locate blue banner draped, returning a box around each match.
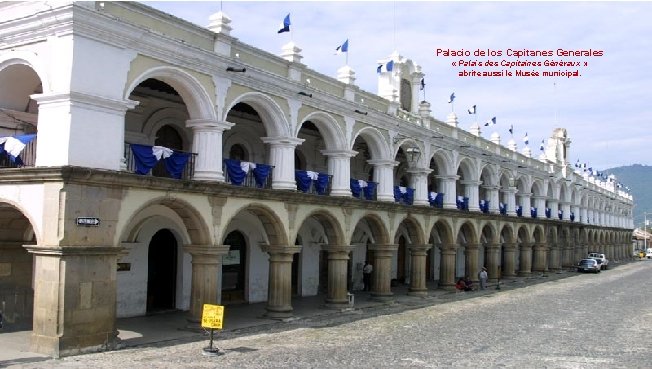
[315,173,330,195]
[350,178,361,198]
[252,164,272,187]
[558,210,563,220]
[364,181,376,200]
[404,188,414,205]
[570,212,575,221]
[394,186,402,202]
[516,206,523,217]
[224,159,247,185]
[164,151,190,179]
[131,144,159,175]
[530,207,537,218]
[295,170,312,192]
[499,203,507,215]
[545,208,552,218]
[0,133,36,166]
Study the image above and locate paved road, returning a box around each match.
[6,261,652,368]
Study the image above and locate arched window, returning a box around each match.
[229,144,247,161]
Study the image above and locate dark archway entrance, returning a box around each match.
[222,231,247,304]
[397,236,407,283]
[147,229,177,313]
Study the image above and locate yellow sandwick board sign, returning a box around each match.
[201,304,224,329]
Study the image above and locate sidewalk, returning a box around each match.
[0,268,588,365]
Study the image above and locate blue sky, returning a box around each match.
[144,1,652,170]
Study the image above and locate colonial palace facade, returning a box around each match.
[0,2,633,357]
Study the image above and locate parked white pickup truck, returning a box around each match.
[588,252,609,270]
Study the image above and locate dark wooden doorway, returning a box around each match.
[147,229,177,313]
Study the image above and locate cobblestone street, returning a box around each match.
[5,261,651,368]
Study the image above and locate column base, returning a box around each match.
[407,289,428,297]
[263,308,294,320]
[370,291,394,302]
[271,180,297,191]
[518,271,532,277]
[329,189,352,197]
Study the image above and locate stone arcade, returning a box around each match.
[0,2,633,357]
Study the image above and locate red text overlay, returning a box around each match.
[435,48,604,78]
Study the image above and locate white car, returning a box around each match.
[588,252,609,270]
[646,248,652,259]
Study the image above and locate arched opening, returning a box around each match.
[222,230,247,304]
[125,77,193,179]
[0,203,36,331]
[147,229,178,313]
[0,63,41,167]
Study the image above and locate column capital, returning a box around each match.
[482,185,500,191]
[407,244,432,253]
[261,244,302,255]
[321,244,355,253]
[517,192,532,199]
[500,186,518,194]
[531,195,547,201]
[261,136,304,146]
[368,243,399,252]
[320,149,357,158]
[32,91,139,113]
[183,244,230,257]
[460,180,481,186]
[185,119,234,131]
[25,244,123,256]
[367,159,399,167]
[464,243,480,250]
[405,167,432,175]
[436,174,460,181]
[503,242,518,250]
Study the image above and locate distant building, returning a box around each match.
[0,1,634,357]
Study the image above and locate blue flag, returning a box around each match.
[509,124,513,135]
[467,105,476,114]
[539,139,545,151]
[484,117,496,126]
[523,132,529,145]
[335,39,349,54]
[278,13,291,33]
[448,92,455,103]
[377,60,394,73]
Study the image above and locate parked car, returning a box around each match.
[588,252,609,270]
[577,258,601,273]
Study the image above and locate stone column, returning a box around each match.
[26,245,122,358]
[547,199,559,219]
[502,243,517,278]
[562,241,574,268]
[437,175,460,209]
[439,245,457,289]
[406,168,431,206]
[517,193,532,216]
[561,201,572,221]
[464,243,480,282]
[486,243,502,281]
[321,150,356,197]
[261,245,302,319]
[461,180,481,212]
[531,243,548,273]
[261,137,305,190]
[532,195,546,218]
[548,244,561,271]
[369,244,398,300]
[368,159,399,202]
[407,244,432,296]
[483,185,500,213]
[322,245,355,307]
[184,245,230,322]
[518,242,533,276]
[500,187,518,216]
[186,119,234,181]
